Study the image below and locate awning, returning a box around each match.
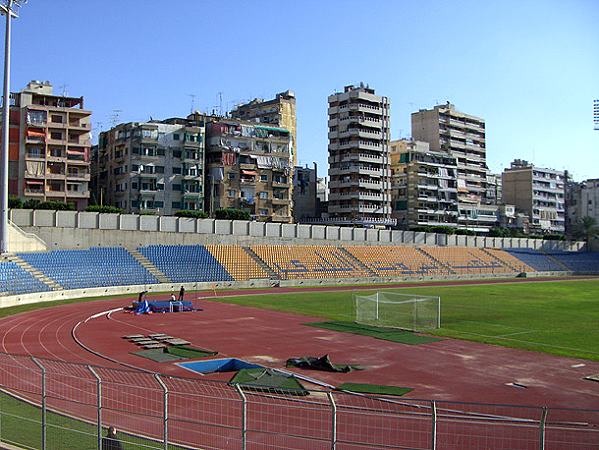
[66,149,84,155]
[27,130,46,138]
[25,180,44,185]
[255,125,289,134]
[242,170,258,176]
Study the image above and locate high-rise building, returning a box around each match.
[566,178,599,230]
[6,81,92,209]
[327,84,393,227]
[292,164,318,222]
[412,102,498,231]
[94,116,205,214]
[502,159,565,234]
[205,119,292,222]
[231,91,297,166]
[594,99,599,131]
[389,139,458,229]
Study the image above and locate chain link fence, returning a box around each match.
[0,352,596,449]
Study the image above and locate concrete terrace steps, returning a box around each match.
[338,247,378,277]
[242,247,279,280]
[127,248,171,283]
[415,247,456,274]
[4,254,63,291]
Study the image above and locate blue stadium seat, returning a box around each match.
[138,245,233,282]
[506,249,565,272]
[543,251,599,273]
[0,261,51,295]
[18,247,159,290]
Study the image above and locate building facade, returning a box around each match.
[502,159,565,234]
[292,164,318,222]
[94,117,205,215]
[231,91,297,166]
[390,139,459,229]
[205,119,292,222]
[566,178,599,229]
[411,102,497,231]
[6,81,91,209]
[327,84,393,227]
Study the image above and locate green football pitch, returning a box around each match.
[212,279,599,361]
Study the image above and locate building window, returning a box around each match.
[154,201,164,208]
[260,174,268,182]
[155,166,165,174]
[50,131,62,140]
[173,134,180,141]
[228,172,236,180]
[172,184,181,191]
[259,191,268,199]
[173,150,182,158]
[259,208,269,216]
[227,189,236,198]
[51,115,63,123]
[172,167,181,174]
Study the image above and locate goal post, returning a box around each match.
[353,291,441,332]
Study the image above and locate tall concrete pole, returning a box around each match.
[0,0,19,254]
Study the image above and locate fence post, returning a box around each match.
[88,366,102,450]
[327,392,337,450]
[539,407,548,450]
[32,357,46,450]
[154,374,168,450]
[431,400,437,450]
[235,384,247,450]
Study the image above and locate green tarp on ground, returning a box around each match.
[338,382,413,396]
[133,345,217,362]
[305,321,442,345]
[132,348,184,362]
[229,368,308,395]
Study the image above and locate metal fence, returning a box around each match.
[0,353,597,450]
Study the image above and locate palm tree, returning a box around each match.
[573,216,599,251]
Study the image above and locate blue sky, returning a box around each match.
[5,0,599,180]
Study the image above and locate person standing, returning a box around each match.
[178,285,185,302]
[102,426,124,450]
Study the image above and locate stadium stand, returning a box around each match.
[205,245,268,281]
[250,245,370,279]
[138,245,233,283]
[421,246,515,275]
[543,251,599,273]
[483,248,533,272]
[345,246,448,277]
[505,248,566,272]
[18,247,158,290]
[0,261,51,295]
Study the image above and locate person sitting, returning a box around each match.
[102,426,123,450]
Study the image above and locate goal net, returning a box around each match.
[354,291,440,331]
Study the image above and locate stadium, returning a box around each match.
[0,210,597,449]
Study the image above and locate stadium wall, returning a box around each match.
[10,209,585,251]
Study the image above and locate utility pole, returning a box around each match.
[0,0,25,254]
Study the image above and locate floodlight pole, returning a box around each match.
[0,0,20,254]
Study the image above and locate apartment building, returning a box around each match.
[6,81,91,209]
[390,139,459,229]
[502,159,565,234]
[327,84,393,227]
[231,91,297,166]
[566,178,599,229]
[292,164,318,222]
[205,119,292,222]
[412,102,497,231]
[94,117,205,214]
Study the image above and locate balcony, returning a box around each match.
[272,197,289,205]
[46,172,66,180]
[272,181,289,188]
[67,138,91,147]
[66,190,90,198]
[67,172,91,181]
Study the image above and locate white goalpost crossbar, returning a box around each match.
[354,291,441,331]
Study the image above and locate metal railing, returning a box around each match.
[0,353,596,449]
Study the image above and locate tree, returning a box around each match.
[573,216,599,250]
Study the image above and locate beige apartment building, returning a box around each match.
[412,102,497,231]
[94,117,205,214]
[231,91,297,166]
[327,84,394,227]
[205,119,292,222]
[502,159,565,233]
[390,139,459,229]
[7,81,91,209]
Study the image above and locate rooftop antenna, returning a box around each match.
[110,109,122,128]
[59,84,68,97]
[188,94,196,114]
[218,92,223,116]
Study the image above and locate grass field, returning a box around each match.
[211,279,599,361]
